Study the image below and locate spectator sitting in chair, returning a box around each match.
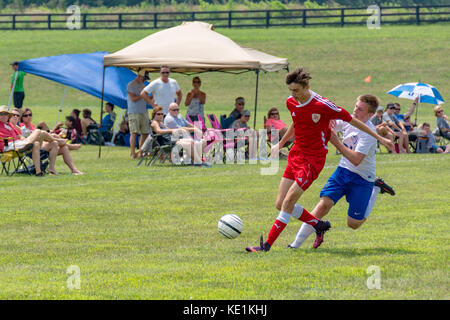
[420,122,449,154]
[231,109,251,130]
[164,103,198,134]
[393,97,418,122]
[0,105,58,176]
[18,111,83,175]
[434,105,449,139]
[150,106,208,165]
[99,102,116,143]
[264,107,294,143]
[370,106,395,149]
[81,108,97,137]
[383,103,410,153]
[70,109,83,136]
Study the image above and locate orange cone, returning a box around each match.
[364,75,372,83]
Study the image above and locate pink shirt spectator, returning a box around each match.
[265,118,286,131]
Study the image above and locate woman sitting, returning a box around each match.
[19,108,83,175]
[264,107,293,144]
[81,108,97,137]
[148,106,208,165]
[0,106,58,176]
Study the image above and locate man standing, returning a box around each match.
[10,61,26,109]
[127,70,153,159]
[289,95,396,249]
[245,67,393,253]
[140,66,182,115]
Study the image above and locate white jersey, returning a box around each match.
[143,78,180,114]
[334,119,377,182]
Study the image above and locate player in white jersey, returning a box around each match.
[288,94,395,249]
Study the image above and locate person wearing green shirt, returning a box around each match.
[10,61,26,108]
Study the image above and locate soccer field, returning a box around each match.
[0,25,449,300]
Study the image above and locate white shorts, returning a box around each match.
[4,139,32,152]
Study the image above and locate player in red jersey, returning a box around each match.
[246,67,394,252]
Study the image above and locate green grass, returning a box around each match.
[0,25,449,299]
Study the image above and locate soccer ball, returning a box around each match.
[218,214,243,239]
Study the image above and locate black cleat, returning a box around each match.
[246,234,271,253]
[375,177,395,196]
[313,220,331,249]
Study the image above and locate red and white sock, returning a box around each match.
[265,211,291,246]
[292,204,318,226]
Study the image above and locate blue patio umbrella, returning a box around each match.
[387,82,444,105]
[387,82,445,123]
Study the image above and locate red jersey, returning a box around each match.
[286,91,352,157]
[0,122,19,152]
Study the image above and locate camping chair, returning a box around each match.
[186,114,207,131]
[86,123,103,145]
[15,149,50,175]
[434,127,450,147]
[0,138,33,176]
[137,125,175,167]
[263,115,293,158]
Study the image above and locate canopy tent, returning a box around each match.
[103,21,288,74]
[101,21,289,158]
[18,51,137,110]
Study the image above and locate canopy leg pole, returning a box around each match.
[55,86,68,127]
[253,69,260,130]
[111,108,124,145]
[7,71,19,110]
[98,66,106,159]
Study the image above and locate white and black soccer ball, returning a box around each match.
[218,214,243,239]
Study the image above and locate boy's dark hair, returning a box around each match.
[66,116,75,126]
[106,102,114,111]
[285,67,312,87]
[72,109,80,118]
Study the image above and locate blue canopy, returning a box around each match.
[18,51,140,109]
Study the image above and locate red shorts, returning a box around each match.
[283,148,326,191]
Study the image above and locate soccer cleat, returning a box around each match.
[287,244,298,249]
[312,220,331,249]
[313,231,325,249]
[375,177,395,196]
[245,234,271,253]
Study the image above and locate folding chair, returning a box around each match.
[186,114,207,131]
[86,124,103,145]
[0,138,33,176]
[137,125,175,167]
[15,150,50,175]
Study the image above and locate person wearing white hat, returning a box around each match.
[0,105,58,175]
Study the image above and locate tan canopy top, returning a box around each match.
[103,21,288,73]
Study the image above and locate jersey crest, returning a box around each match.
[312,113,321,123]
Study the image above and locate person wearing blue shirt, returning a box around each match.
[100,102,116,142]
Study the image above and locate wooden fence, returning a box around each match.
[0,5,448,30]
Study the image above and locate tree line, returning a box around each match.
[1,0,448,11]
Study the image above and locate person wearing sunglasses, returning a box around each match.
[382,103,410,153]
[231,109,251,130]
[434,106,449,139]
[185,76,206,121]
[150,106,207,165]
[18,108,83,175]
[0,105,58,176]
[264,107,293,143]
[140,66,182,115]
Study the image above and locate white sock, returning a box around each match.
[289,223,315,248]
[291,204,303,220]
[364,186,380,219]
[276,211,291,224]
